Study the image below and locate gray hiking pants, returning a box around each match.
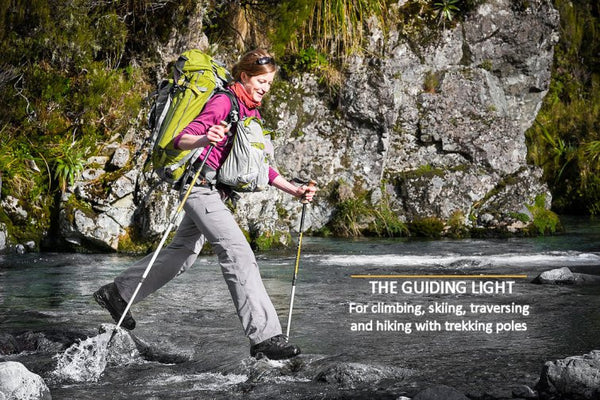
[114,185,282,345]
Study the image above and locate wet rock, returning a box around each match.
[573,273,600,285]
[536,350,600,400]
[97,324,143,365]
[532,267,600,285]
[468,386,515,400]
[0,334,19,355]
[1,330,87,356]
[0,225,6,253]
[242,356,307,383]
[532,267,575,284]
[512,384,537,399]
[314,362,411,389]
[16,332,65,354]
[14,244,26,255]
[127,333,190,364]
[0,361,52,400]
[412,384,468,400]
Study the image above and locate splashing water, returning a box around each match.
[50,331,111,383]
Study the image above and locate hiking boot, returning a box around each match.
[93,283,136,330]
[250,335,301,360]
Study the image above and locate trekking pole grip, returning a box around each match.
[301,180,316,204]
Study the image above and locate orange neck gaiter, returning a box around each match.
[230,81,261,109]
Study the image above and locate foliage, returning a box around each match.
[423,70,441,93]
[251,230,292,251]
[446,210,469,238]
[271,0,387,61]
[0,0,176,244]
[434,0,460,29]
[408,216,445,238]
[527,195,562,235]
[52,142,86,193]
[328,182,408,238]
[330,192,372,237]
[368,191,409,237]
[526,0,600,215]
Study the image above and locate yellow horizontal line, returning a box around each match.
[350,274,528,279]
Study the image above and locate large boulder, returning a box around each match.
[0,361,51,400]
[314,362,412,389]
[532,267,576,284]
[51,0,561,251]
[266,0,560,236]
[532,267,600,285]
[536,350,600,400]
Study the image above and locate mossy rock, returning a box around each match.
[408,216,445,238]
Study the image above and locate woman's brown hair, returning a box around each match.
[231,49,277,81]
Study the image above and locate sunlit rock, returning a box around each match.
[314,361,412,389]
[537,350,600,400]
[0,361,51,400]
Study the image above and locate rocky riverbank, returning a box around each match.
[0,0,562,254]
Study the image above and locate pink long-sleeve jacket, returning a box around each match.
[173,88,279,184]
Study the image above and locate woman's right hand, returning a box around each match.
[205,121,230,145]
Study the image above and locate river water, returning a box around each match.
[1,216,599,399]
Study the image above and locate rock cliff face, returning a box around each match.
[53,0,559,252]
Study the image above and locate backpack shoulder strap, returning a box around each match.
[216,88,240,125]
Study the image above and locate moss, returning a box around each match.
[0,205,49,245]
[408,216,445,238]
[471,172,522,213]
[479,59,493,71]
[251,230,292,252]
[63,194,95,223]
[526,195,562,235]
[117,228,154,254]
[276,203,289,220]
[314,225,333,237]
[445,210,470,239]
[423,70,442,93]
[402,164,446,179]
[509,212,531,223]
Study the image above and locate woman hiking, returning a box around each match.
[94,49,316,360]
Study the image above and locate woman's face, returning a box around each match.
[241,71,276,103]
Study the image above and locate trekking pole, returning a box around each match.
[285,180,315,339]
[109,129,225,342]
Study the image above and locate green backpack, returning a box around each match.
[148,49,236,185]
